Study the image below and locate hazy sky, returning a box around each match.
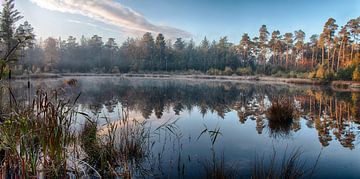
[15,0,360,44]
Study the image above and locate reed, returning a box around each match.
[0,89,78,177]
[252,147,322,179]
[266,97,295,137]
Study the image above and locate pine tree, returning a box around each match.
[284,33,293,70]
[294,30,305,67]
[321,18,338,70]
[258,25,269,65]
[155,33,166,70]
[0,0,23,53]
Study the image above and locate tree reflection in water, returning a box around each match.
[6,77,360,149]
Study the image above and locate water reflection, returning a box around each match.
[6,77,360,149]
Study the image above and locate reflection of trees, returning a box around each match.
[6,78,360,149]
[297,90,360,149]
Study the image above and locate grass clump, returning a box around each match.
[236,67,253,76]
[266,97,295,136]
[223,67,234,76]
[79,109,149,178]
[252,147,321,179]
[0,89,77,178]
[207,68,222,76]
[0,88,149,178]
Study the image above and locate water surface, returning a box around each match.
[7,77,360,178]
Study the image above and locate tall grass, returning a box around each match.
[0,89,77,177]
[252,147,322,179]
[78,108,150,178]
[266,97,296,137]
[0,89,150,178]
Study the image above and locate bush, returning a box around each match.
[0,66,10,79]
[184,69,203,75]
[266,97,294,136]
[307,71,316,79]
[315,65,325,79]
[324,71,335,81]
[287,71,297,78]
[111,66,120,73]
[353,67,360,81]
[223,66,233,76]
[236,67,253,76]
[207,68,222,75]
[336,66,355,80]
[272,71,285,77]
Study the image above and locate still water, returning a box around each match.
[8,76,360,178]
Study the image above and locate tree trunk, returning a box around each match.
[337,42,342,72]
[350,43,354,61]
[311,48,315,70]
[331,46,336,72]
[328,46,331,70]
[322,46,325,65]
[278,49,282,67]
[286,48,289,70]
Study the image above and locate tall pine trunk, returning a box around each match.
[322,46,325,65]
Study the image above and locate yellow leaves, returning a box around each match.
[316,65,325,79]
[351,93,359,103]
[353,67,360,81]
[315,91,323,101]
[308,71,316,79]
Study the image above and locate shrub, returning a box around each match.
[236,67,253,76]
[307,71,316,79]
[273,71,285,77]
[185,69,203,75]
[324,71,335,81]
[315,65,325,79]
[0,66,10,79]
[336,66,355,81]
[206,68,222,75]
[223,66,233,76]
[270,66,285,75]
[111,66,120,73]
[266,97,295,136]
[353,67,360,81]
[267,97,294,123]
[287,71,297,78]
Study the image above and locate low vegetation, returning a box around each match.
[0,89,150,177]
[252,148,321,179]
[266,97,296,136]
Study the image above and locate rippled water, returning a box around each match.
[6,76,360,178]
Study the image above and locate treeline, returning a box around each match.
[17,17,360,80]
[0,0,358,81]
[0,0,34,79]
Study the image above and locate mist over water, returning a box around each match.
[6,76,360,178]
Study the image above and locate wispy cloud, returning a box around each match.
[29,0,191,38]
[67,19,97,27]
[66,19,124,34]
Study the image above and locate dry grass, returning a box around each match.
[0,88,149,178]
[266,97,295,137]
[0,89,77,177]
[252,147,321,179]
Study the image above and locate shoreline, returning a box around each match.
[12,73,360,92]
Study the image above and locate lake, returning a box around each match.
[6,76,360,178]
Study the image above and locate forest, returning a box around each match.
[0,0,358,81]
[0,0,360,178]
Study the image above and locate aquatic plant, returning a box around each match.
[266,97,295,137]
[252,147,322,179]
[0,89,78,177]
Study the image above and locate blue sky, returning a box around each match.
[15,0,360,44]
